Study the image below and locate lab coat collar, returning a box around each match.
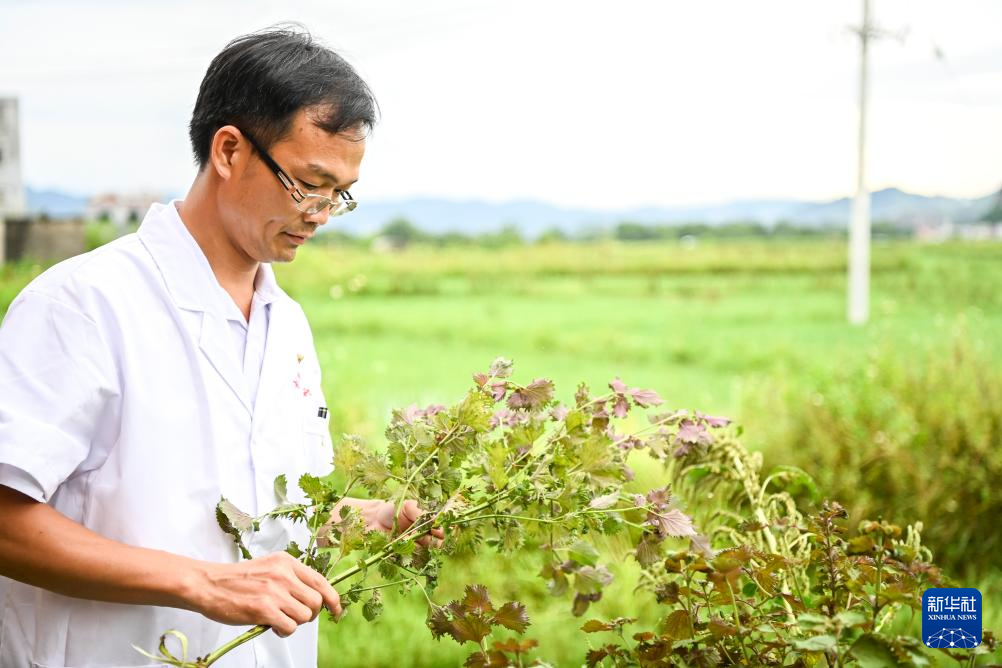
[137,200,290,316]
[138,200,294,417]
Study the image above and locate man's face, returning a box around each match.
[223,108,366,264]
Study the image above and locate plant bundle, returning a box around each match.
[136,359,996,667]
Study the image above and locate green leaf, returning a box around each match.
[333,438,364,476]
[848,535,876,554]
[298,473,326,504]
[344,583,364,604]
[835,610,869,628]
[488,357,514,379]
[568,539,600,567]
[285,541,303,559]
[581,619,613,633]
[458,391,494,432]
[215,497,254,560]
[660,610,692,641]
[574,565,614,595]
[564,409,586,432]
[360,456,391,492]
[485,442,509,490]
[850,634,901,667]
[794,635,838,652]
[362,590,383,622]
[391,540,417,558]
[273,474,288,504]
[216,498,254,533]
[377,559,398,581]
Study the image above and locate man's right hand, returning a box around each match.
[186,551,342,637]
[0,485,340,639]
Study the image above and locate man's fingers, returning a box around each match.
[288,578,324,620]
[322,585,342,618]
[398,499,420,528]
[269,611,300,638]
[289,555,342,617]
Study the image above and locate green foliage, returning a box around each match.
[578,427,998,666]
[745,323,1002,575]
[138,361,1000,667]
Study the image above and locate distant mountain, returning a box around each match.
[786,188,996,227]
[334,188,997,238]
[24,186,997,236]
[26,188,89,218]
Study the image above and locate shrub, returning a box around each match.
[744,322,1002,575]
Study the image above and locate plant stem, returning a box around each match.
[872,534,884,629]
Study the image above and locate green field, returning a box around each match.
[3,237,1000,666]
[270,239,1002,666]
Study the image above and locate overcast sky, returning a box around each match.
[1,0,1000,209]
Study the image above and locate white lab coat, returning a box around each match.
[0,201,333,667]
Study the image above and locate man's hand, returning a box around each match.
[339,498,445,547]
[189,551,342,637]
[0,486,341,639]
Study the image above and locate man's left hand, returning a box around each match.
[343,498,445,548]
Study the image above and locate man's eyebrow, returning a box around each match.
[305,162,357,187]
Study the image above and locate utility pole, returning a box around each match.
[847,0,872,325]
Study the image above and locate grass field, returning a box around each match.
[269,238,1002,666]
[2,237,1000,665]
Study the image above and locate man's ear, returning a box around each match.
[208,125,246,181]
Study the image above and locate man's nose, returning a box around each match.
[302,208,330,227]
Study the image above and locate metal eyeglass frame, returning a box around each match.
[239,128,357,217]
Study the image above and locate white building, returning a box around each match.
[0,97,28,218]
[87,192,162,229]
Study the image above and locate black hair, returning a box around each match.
[188,25,378,168]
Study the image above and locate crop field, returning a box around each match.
[2,237,1000,666]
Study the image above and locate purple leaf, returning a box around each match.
[612,396,630,418]
[507,378,555,410]
[675,419,712,446]
[629,388,663,407]
[697,411,732,428]
[463,584,494,614]
[690,534,715,558]
[649,508,697,538]
[489,409,511,429]
[645,487,672,508]
[608,377,628,394]
[490,382,508,402]
[551,404,570,421]
[492,601,530,634]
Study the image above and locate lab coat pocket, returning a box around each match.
[302,402,331,463]
[303,402,330,436]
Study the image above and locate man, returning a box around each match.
[0,27,438,667]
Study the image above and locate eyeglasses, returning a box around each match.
[239,128,357,217]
